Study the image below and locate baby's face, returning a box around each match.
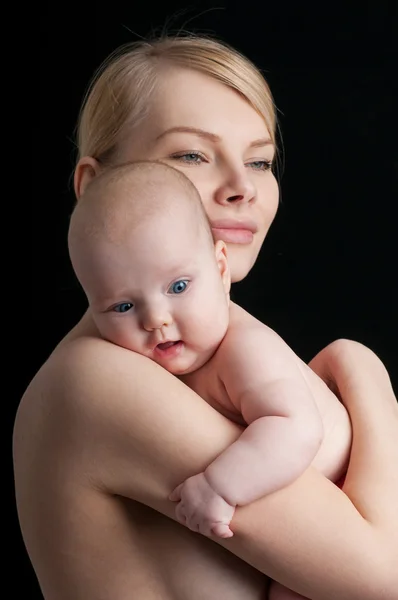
[83,210,230,375]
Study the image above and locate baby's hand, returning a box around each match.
[169,472,235,539]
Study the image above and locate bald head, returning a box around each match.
[69,161,208,243]
[68,161,214,291]
[70,160,211,241]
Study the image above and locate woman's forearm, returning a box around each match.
[308,339,398,527]
[224,468,391,599]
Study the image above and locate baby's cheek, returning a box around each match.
[192,302,215,331]
[115,328,143,353]
[98,316,141,353]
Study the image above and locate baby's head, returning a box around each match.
[68,161,231,374]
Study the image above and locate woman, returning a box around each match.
[14,35,398,599]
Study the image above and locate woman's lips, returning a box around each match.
[212,228,254,244]
[211,219,257,245]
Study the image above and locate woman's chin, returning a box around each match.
[226,245,259,283]
[229,258,256,283]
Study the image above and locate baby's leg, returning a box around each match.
[268,580,308,600]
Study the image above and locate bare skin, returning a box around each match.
[176,302,352,538]
[13,314,268,600]
[14,312,398,600]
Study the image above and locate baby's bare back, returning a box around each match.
[296,356,352,481]
[184,302,352,484]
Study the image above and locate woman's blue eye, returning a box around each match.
[169,280,188,294]
[172,152,205,164]
[247,160,273,171]
[113,302,133,313]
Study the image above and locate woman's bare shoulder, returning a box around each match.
[14,314,235,504]
[16,321,169,450]
[14,315,164,473]
[22,309,156,398]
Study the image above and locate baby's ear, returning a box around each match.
[214,240,231,295]
[74,156,102,199]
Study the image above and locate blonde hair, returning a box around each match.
[76,34,277,165]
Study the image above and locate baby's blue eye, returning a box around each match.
[113,302,133,313]
[169,280,188,294]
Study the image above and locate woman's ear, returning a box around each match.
[74,156,102,199]
[214,240,231,295]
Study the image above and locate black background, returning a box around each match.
[16,1,397,596]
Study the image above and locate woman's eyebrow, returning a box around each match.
[156,126,220,142]
[249,138,273,149]
[156,126,273,149]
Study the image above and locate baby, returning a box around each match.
[68,160,352,546]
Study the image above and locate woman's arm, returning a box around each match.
[309,339,398,525]
[33,337,398,599]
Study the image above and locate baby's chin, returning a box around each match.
[153,344,212,377]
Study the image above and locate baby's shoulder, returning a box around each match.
[216,305,297,381]
[224,303,281,349]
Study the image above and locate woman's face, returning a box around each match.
[99,67,279,282]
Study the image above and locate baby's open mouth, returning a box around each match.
[157,341,179,350]
[154,340,183,357]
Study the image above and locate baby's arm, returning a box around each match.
[170,327,324,535]
[205,333,324,506]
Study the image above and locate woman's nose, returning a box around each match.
[214,166,256,206]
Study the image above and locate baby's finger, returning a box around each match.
[197,522,216,539]
[175,503,187,525]
[211,523,234,538]
[168,484,183,502]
